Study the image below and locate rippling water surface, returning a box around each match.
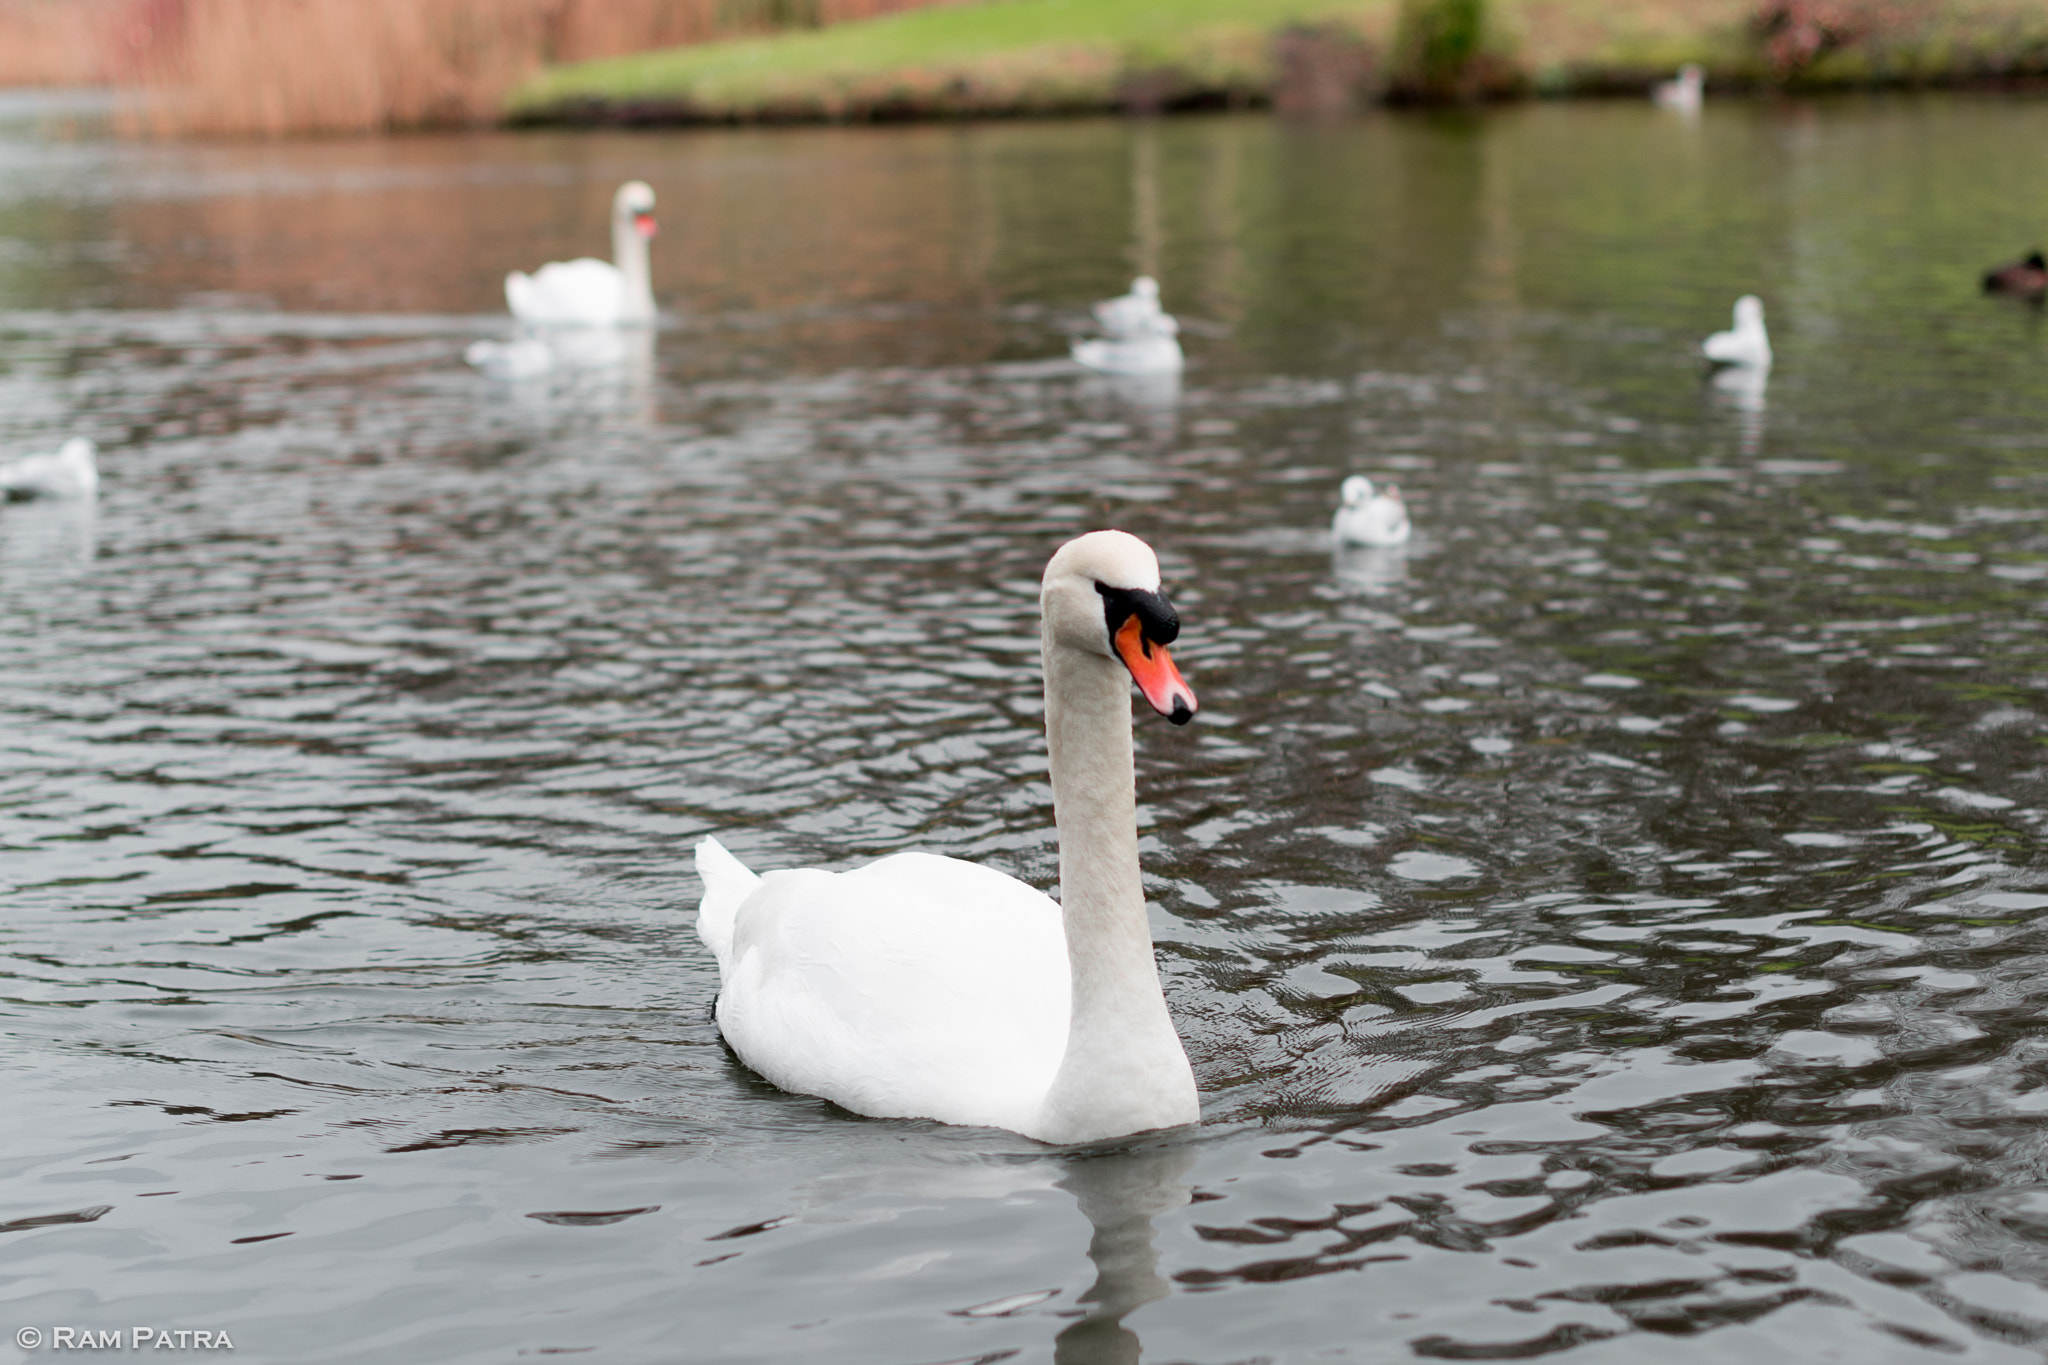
[8,93,2048,1363]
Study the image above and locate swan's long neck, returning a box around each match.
[1035,638,1198,1145]
[611,216,655,323]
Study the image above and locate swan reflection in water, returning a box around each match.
[1075,367,1181,446]
[1052,1146,1194,1365]
[1075,366,1179,408]
[1332,542,1411,595]
[0,496,98,569]
[467,326,657,423]
[1707,362,1767,458]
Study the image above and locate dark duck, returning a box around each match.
[1983,250,2047,301]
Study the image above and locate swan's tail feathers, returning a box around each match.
[694,836,760,969]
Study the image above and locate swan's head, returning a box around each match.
[59,438,96,469]
[615,181,657,240]
[1042,530,1196,725]
[1340,475,1375,506]
[1734,294,1765,328]
[1132,276,1159,301]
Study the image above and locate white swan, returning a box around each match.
[0,438,97,500]
[1653,63,1704,113]
[504,181,657,327]
[1703,294,1771,368]
[1332,475,1410,547]
[695,530,1202,1145]
[1092,276,1165,339]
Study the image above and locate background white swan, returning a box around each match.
[1703,294,1771,368]
[695,530,1202,1145]
[504,181,657,327]
[0,437,97,499]
[1332,475,1410,546]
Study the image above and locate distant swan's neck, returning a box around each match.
[1035,640,1196,1145]
[611,217,654,322]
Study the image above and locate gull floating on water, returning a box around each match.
[0,437,97,500]
[504,181,658,328]
[1702,295,1771,369]
[1653,64,1704,113]
[1091,276,1166,339]
[1332,475,1411,547]
[1074,277,1183,375]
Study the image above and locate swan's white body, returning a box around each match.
[1703,294,1771,368]
[1653,64,1704,113]
[1093,276,1165,339]
[0,438,97,499]
[504,181,657,327]
[696,531,1201,1145]
[1332,475,1410,547]
[696,843,1071,1134]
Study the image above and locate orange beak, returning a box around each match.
[1114,615,1197,725]
[634,212,657,240]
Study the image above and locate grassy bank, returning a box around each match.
[509,0,2048,124]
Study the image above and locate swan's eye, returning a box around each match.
[1095,582,1179,649]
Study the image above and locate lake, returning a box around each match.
[7,89,2048,1363]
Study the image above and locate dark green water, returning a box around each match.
[6,92,2048,1363]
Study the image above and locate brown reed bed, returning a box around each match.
[0,0,962,136]
[0,0,122,87]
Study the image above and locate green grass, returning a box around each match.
[506,0,2048,122]
[510,0,1394,118]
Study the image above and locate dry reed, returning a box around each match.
[0,0,124,86]
[7,0,960,137]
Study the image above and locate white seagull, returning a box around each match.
[1074,278,1183,375]
[1092,276,1166,339]
[1332,475,1410,547]
[1702,294,1771,368]
[0,438,98,500]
